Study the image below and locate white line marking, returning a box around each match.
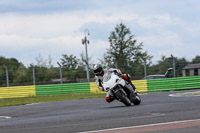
[26,103,40,105]
[169,94,200,97]
[169,91,200,97]
[80,119,200,133]
[0,116,11,120]
[122,113,165,120]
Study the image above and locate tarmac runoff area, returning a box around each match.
[0,89,200,133]
[81,90,200,133]
[81,119,200,133]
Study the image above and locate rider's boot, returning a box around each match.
[127,87,136,102]
[129,82,138,95]
[128,83,139,102]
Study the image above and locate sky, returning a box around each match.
[0,0,200,66]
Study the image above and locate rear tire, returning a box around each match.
[115,90,131,106]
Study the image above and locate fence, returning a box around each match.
[0,60,194,87]
[0,66,92,87]
[1,75,200,99]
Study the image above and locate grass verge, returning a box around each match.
[0,93,105,107]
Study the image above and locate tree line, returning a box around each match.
[0,23,200,86]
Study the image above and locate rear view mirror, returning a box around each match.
[165,68,173,77]
[167,68,173,71]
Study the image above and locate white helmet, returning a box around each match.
[93,64,104,76]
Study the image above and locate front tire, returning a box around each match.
[132,94,141,105]
[115,90,131,106]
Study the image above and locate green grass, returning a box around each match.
[0,93,105,107]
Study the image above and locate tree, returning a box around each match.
[60,54,80,81]
[12,65,30,85]
[104,22,152,76]
[35,54,47,67]
[148,56,189,77]
[61,54,79,70]
[149,55,173,76]
[0,56,25,86]
[34,54,53,68]
[191,56,200,63]
[176,57,188,76]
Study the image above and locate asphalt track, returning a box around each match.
[0,89,200,133]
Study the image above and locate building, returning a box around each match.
[182,63,200,76]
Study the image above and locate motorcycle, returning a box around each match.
[103,73,141,106]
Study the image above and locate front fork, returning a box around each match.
[125,82,138,101]
[112,86,128,101]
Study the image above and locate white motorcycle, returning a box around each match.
[103,73,141,106]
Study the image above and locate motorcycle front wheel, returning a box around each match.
[115,90,131,106]
[132,94,141,105]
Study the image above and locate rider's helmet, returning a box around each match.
[93,64,104,76]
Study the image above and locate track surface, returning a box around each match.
[0,89,200,133]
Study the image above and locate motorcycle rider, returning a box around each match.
[93,64,137,103]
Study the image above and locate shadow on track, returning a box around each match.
[102,105,134,109]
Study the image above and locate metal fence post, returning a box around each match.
[141,58,147,79]
[3,65,9,87]
[143,61,147,79]
[57,62,63,84]
[31,64,36,85]
[171,54,176,78]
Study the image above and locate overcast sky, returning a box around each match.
[0,0,199,66]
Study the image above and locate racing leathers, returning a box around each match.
[94,68,136,103]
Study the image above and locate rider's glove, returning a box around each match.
[113,69,122,76]
[105,87,110,92]
[98,87,104,91]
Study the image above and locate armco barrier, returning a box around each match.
[147,76,200,92]
[89,82,106,94]
[132,80,148,92]
[89,80,148,94]
[35,83,90,96]
[0,86,36,98]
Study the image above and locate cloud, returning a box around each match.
[0,0,100,13]
[0,13,83,37]
[0,0,200,66]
